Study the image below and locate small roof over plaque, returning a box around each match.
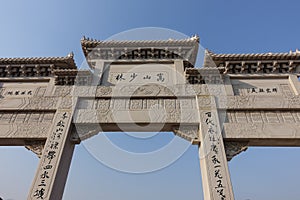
[81,36,199,69]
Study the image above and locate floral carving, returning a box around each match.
[54,86,73,97]
[96,86,112,96]
[16,123,51,137]
[96,99,111,112]
[25,97,58,109]
[59,97,73,109]
[287,96,300,108]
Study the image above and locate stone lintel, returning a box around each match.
[223,123,300,146]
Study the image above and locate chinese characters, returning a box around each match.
[33,112,69,199]
[205,112,226,200]
[111,72,167,84]
[3,89,33,96]
[246,87,278,94]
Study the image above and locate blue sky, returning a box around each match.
[1,0,300,199]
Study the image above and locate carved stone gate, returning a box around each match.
[0,36,300,200]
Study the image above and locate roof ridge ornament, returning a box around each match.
[191,34,200,43]
[289,49,300,54]
[67,52,74,58]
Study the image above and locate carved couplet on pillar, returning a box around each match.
[28,108,75,200]
[197,95,234,200]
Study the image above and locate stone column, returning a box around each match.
[28,97,76,200]
[197,95,234,200]
[93,60,105,85]
[288,74,300,95]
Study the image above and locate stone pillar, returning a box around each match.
[174,60,185,84]
[197,95,234,200]
[28,107,75,200]
[288,74,300,95]
[93,60,105,85]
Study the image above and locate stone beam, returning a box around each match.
[0,123,52,140]
[223,123,300,146]
[54,84,206,98]
[0,97,59,111]
[225,95,300,109]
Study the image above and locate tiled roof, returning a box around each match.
[81,36,199,47]
[81,36,200,57]
[0,53,77,69]
[207,50,300,61]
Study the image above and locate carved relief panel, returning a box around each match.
[74,97,199,124]
[226,110,300,123]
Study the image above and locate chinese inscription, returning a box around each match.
[205,112,226,200]
[1,88,33,96]
[246,87,277,94]
[235,86,279,96]
[32,112,69,199]
[109,72,168,84]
